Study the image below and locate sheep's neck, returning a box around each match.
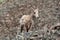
[30,13,34,18]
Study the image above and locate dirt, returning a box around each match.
[0,0,60,40]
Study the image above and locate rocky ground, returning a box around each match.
[0,0,60,40]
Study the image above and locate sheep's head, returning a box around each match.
[34,8,39,18]
[31,8,39,18]
[51,23,60,30]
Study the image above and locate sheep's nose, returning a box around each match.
[36,15,39,18]
[35,14,39,18]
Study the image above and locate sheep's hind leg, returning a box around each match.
[21,25,24,33]
[25,25,29,32]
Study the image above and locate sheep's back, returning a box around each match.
[19,15,31,25]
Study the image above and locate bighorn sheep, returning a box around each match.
[50,23,60,30]
[18,8,39,33]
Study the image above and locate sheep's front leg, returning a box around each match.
[27,22,32,32]
[25,24,29,32]
[20,25,24,32]
[30,20,34,31]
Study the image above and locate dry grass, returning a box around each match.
[0,0,60,40]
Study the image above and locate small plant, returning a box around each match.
[0,0,4,4]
